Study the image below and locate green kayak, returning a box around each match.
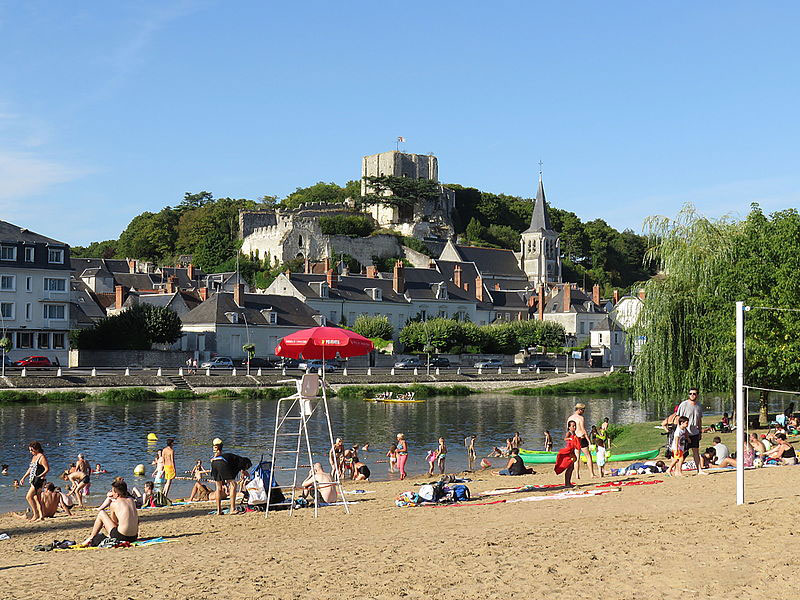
[520,449,660,464]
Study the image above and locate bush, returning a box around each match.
[159,390,197,400]
[41,391,89,402]
[511,371,633,396]
[72,304,182,350]
[96,388,159,402]
[336,383,475,400]
[319,215,375,237]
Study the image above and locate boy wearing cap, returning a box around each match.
[567,403,596,478]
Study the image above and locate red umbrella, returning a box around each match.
[274,326,374,360]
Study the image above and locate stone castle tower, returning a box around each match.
[520,174,561,286]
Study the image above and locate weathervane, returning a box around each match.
[538,160,544,177]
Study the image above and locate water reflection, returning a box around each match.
[0,390,774,512]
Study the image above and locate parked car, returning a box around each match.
[427,356,451,368]
[200,356,234,369]
[274,357,299,369]
[394,357,422,370]
[3,355,16,370]
[527,360,557,371]
[13,356,56,369]
[298,359,338,372]
[474,358,504,369]
[239,357,275,368]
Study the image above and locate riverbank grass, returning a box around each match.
[608,420,665,455]
[511,370,632,396]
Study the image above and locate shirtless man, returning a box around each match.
[82,480,139,546]
[749,432,767,455]
[329,438,344,476]
[302,463,337,503]
[162,439,176,497]
[16,483,71,519]
[511,432,522,450]
[567,403,596,478]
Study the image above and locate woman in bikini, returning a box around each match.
[396,433,409,480]
[386,444,398,473]
[20,441,49,521]
[436,437,447,474]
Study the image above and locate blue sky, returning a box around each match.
[1,1,799,245]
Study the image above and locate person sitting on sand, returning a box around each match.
[301,463,337,503]
[750,433,767,455]
[701,447,717,469]
[353,460,371,481]
[764,433,797,465]
[712,437,730,462]
[82,480,139,546]
[15,482,72,519]
[498,448,535,476]
[189,479,211,502]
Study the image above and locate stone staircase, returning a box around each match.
[167,375,193,391]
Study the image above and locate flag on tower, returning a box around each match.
[397,136,405,143]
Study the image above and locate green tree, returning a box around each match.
[71,240,119,259]
[353,315,394,340]
[143,305,183,345]
[319,215,375,237]
[282,182,347,209]
[117,208,179,262]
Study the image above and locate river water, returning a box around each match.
[0,391,745,513]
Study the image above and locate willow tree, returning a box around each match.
[632,204,800,412]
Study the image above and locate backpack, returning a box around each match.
[246,459,285,506]
[451,484,470,502]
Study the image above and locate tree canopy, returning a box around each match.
[71,304,183,350]
[631,204,800,402]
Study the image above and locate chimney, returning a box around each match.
[323,257,330,273]
[187,263,195,281]
[538,286,545,321]
[494,283,500,291]
[528,294,535,308]
[234,283,244,307]
[592,283,600,306]
[284,269,291,277]
[563,284,571,313]
[128,259,137,274]
[393,261,405,294]
[638,288,646,301]
[613,289,620,305]
[366,265,377,279]
[464,282,469,293]
[475,276,483,302]
[453,264,462,288]
[429,259,437,269]
[166,276,177,294]
[326,269,338,288]
[199,287,208,301]
[115,285,127,309]
[304,257,311,274]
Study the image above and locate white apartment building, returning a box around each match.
[0,221,72,365]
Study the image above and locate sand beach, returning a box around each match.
[0,460,795,600]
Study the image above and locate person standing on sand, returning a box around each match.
[567,403,596,478]
[511,432,522,450]
[544,430,553,452]
[554,421,581,487]
[466,436,477,469]
[396,433,409,480]
[437,438,447,474]
[162,439,176,497]
[152,449,165,490]
[20,441,49,521]
[329,438,344,477]
[677,388,704,474]
[668,416,689,476]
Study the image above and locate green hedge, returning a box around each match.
[336,383,475,400]
[511,371,633,396]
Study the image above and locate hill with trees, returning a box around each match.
[72,180,655,293]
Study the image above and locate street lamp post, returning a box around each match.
[241,312,251,376]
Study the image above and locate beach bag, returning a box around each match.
[452,484,470,502]
[245,471,268,505]
[152,491,172,507]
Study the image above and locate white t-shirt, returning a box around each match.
[714,442,730,463]
[673,428,688,454]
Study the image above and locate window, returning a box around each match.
[0,246,16,261]
[0,274,15,291]
[319,283,329,299]
[598,333,603,344]
[268,312,277,325]
[25,276,31,292]
[24,247,34,262]
[44,278,66,292]
[52,333,65,349]
[47,248,64,264]
[0,302,13,318]
[17,331,32,348]
[25,303,31,320]
[37,333,49,348]
[579,321,586,334]
[43,304,65,320]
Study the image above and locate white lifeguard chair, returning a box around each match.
[266,373,349,518]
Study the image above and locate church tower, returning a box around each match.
[520,174,562,286]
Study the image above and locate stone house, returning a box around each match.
[541,284,608,344]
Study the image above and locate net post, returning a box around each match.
[736,301,745,506]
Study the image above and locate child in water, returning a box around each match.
[386,444,398,473]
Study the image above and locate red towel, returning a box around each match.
[554,436,581,475]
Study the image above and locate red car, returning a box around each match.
[13,356,56,369]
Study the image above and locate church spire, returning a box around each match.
[525,172,551,232]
